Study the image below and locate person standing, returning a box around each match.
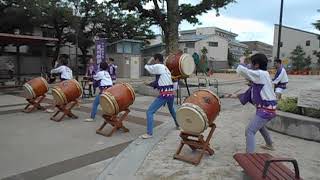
[85,62,113,122]
[140,54,179,139]
[108,58,118,85]
[272,59,288,100]
[233,53,277,153]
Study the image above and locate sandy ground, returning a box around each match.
[136,102,320,180]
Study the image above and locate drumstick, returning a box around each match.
[224,88,243,98]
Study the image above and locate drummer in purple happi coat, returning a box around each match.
[272,58,288,100]
[233,53,277,153]
[140,54,180,139]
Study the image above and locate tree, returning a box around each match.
[304,55,312,69]
[290,45,307,71]
[313,50,320,66]
[39,0,75,66]
[227,48,237,67]
[111,0,235,55]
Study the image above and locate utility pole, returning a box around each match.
[276,0,284,59]
[74,0,80,81]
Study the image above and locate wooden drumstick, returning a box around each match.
[224,89,243,98]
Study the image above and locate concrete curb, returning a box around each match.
[267,111,320,142]
[96,121,174,180]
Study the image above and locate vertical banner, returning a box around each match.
[95,38,107,65]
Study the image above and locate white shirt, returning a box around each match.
[93,70,112,87]
[272,68,289,84]
[51,65,73,80]
[144,64,173,87]
[236,64,276,101]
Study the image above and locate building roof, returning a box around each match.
[241,41,273,48]
[229,40,248,48]
[275,24,320,36]
[179,34,210,42]
[0,33,58,45]
[108,39,144,46]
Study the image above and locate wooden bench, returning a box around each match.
[234,153,302,180]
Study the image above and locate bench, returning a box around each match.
[234,153,302,180]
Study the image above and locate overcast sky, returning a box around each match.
[99,0,320,45]
[175,0,320,45]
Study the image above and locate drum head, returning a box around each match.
[22,84,35,99]
[100,93,116,115]
[52,88,66,105]
[180,54,195,76]
[176,104,207,134]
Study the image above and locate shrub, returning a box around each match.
[278,97,300,114]
[305,108,320,119]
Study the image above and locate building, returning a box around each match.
[155,27,248,70]
[241,41,273,67]
[273,24,320,68]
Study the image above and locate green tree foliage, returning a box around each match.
[290,45,310,71]
[111,0,235,55]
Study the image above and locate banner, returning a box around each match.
[95,38,107,64]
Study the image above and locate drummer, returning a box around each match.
[85,62,113,122]
[50,56,73,81]
[140,54,179,139]
[46,57,73,113]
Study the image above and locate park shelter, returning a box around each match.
[0,33,58,83]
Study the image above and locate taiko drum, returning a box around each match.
[100,83,135,116]
[176,89,221,134]
[52,79,82,105]
[23,77,49,99]
[165,52,195,78]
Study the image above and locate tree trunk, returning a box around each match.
[53,41,61,67]
[165,0,179,56]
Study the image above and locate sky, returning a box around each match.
[177,0,320,45]
[100,0,320,45]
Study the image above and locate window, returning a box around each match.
[132,43,141,54]
[306,40,310,46]
[116,43,123,53]
[183,48,188,53]
[123,42,132,53]
[208,42,218,47]
[186,42,195,48]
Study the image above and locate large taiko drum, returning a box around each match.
[165,52,195,78]
[23,77,49,99]
[52,79,82,105]
[100,83,135,116]
[176,89,221,134]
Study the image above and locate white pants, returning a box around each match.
[275,87,285,94]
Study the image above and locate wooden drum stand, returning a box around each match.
[96,109,130,137]
[23,95,46,113]
[50,100,78,122]
[174,123,216,165]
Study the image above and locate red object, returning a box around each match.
[52,79,82,105]
[23,77,48,99]
[234,153,302,180]
[184,89,220,124]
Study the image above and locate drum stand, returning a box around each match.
[96,109,130,137]
[50,100,78,122]
[174,123,216,165]
[176,78,191,105]
[23,95,46,113]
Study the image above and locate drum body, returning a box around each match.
[165,52,195,78]
[23,77,49,99]
[52,79,82,105]
[100,83,135,116]
[176,89,220,134]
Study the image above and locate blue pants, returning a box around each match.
[246,115,273,153]
[146,97,179,135]
[90,94,100,119]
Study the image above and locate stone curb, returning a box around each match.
[96,121,174,180]
[267,110,320,142]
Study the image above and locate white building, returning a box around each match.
[179,27,248,69]
[273,24,320,67]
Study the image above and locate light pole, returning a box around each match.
[74,0,80,80]
[276,0,284,59]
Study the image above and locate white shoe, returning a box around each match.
[45,109,55,113]
[139,134,153,139]
[84,118,94,122]
[260,144,275,151]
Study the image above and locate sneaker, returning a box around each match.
[139,134,153,139]
[260,144,275,151]
[84,118,94,122]
[45,109,55,113]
